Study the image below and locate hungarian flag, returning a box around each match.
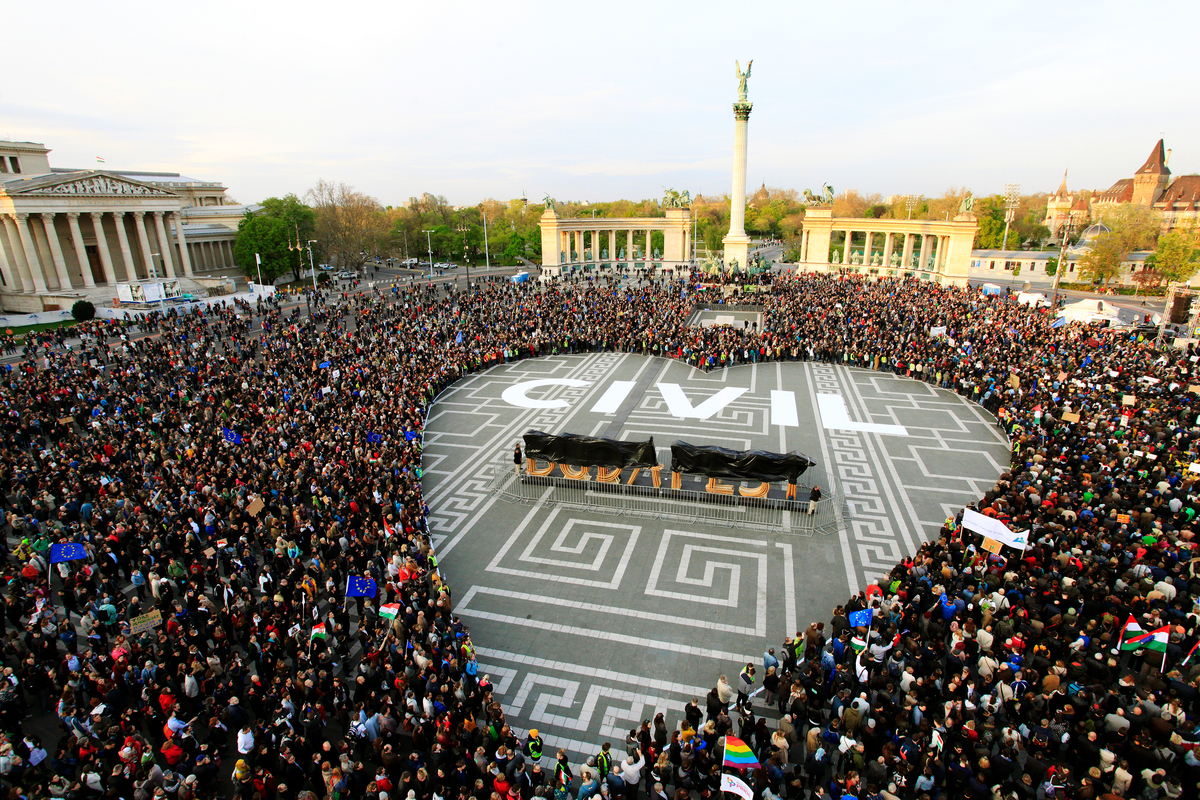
[1118,615,1143,647]
[722,736,760,770]
[382,518,394,539]
[1123,624,1168,653]
[310,623,328,640]
[1183,640,1199,667]
[379,603,400,620]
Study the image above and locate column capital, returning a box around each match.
[112,209,127,217]
[38,212,57,221]
[66,211,81,221]
[89,210,105,220]
[152,210,165,219]
[14,212,29,221]
[132,210,146,219]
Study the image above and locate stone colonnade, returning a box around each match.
[0,208,243,293]
[538,208,694,277]
[795,208,979,286]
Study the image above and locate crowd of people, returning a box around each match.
[0,270,1196,800]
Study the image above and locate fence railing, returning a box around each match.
[488,459,843,536]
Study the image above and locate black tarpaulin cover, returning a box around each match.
[670,441,815,483]
[523,430,657,468]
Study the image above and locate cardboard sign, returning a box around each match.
[247,497,265,517]
[58,416,73,425]
[1117,513,1131,525]
[288,623,302,638]
[1062,412,1081,423]
[1190,385,1200,394]
[217,538,228,549]
[1190,463,1200,474]
[203,547,216,558]
[1008,374,1020,389]
[1122,395,1136,406]
[1057,372,1068,382]
[129,609,163,635]
[981,537,1004,554]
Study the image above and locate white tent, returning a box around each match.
[1056,298,1121,325]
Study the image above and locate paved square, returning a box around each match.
[423,355,1009,758]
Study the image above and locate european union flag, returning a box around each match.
[319,360,332,369]
[347,575,377,598]
[848,607,874,628]
[221,427,242,444]
[366,431,383,444]
[455,331,463,345]
[50,542,87,564]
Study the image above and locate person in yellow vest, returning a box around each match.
[523,729,544,766]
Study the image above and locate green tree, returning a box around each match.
[306,180,386,272]
[233,194,318,281]
[1077,233,1126,285]
[233,213,292,283]
[1145,230,1200,284]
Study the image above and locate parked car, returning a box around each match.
[338,271,356,280]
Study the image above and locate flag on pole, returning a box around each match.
[1183,640,1199,667]
[721,736,760,769]
[50,542,88,563]
[366,431,383,444]
[1123,625,1169,653]
[848,608,874,628]
[379,603,401,620]
[382,518,394,539]
[96,156,105,164]
[1118,615,1145,650]
[310,623,328,640]
[347,576,378,598]
[849,636,867,654]
[719,774,754,800]
[221,427,242,444]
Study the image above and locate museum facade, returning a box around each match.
[0,139,249,312]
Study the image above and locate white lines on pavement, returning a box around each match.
[816,393,908,436]
[459,585,761,637]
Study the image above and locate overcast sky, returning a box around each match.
[6,1,1197,208]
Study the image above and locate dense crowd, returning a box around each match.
[0,271,1196,800]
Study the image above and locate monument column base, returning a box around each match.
[722,234,751,272]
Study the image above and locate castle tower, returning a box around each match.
[1131,139,1171,207]
[1044,170,1072,239]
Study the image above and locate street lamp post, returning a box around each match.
[306,241,317,291]
[480,207,490,272]
[1002,183,1021,250]
[1050,218,1073,310]
[423,229,435,278]
[456,223,471,297]
[905,195,918,220]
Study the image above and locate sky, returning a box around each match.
[5,1,1198,208]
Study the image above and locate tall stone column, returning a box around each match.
[133,212,157,278]
[39,214,72,290]
[841,231,851,264]
[14,214,48,293]
[3,216,34,293]
[172,212,194,276]
[111,211,138,281]
[90,213,118,285]
[0,220,17,291]
[722,101,753,270]
[919,235,932,271]
[883,232,895,268]
[901,233,915,269]
[66,213,95,288]
[626,230,633,261]
[153,212,176,277]
[611,230,617,260]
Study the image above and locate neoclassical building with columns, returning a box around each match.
[0,139,247,312]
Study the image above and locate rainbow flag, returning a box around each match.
[722,735,760,769]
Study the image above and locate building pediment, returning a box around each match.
[8,171,178,198]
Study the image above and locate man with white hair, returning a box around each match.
[619,750,645,800]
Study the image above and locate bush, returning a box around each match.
[71,300,96,321]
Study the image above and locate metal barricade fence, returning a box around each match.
[488,459,843,536]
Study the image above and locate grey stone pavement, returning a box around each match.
[422,355,1010,760]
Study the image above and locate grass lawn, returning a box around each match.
[3,319,83,341]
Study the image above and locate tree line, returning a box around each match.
[232,181,1196,287]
